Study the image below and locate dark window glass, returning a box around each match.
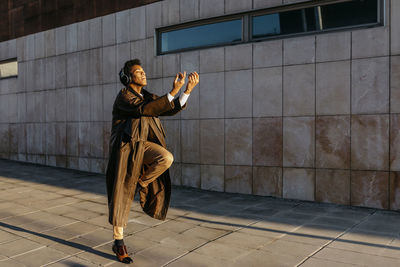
[160,19,242,53]
[252,0,378,39]
[320,0,378,29]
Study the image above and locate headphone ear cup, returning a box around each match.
[119,69,131,86]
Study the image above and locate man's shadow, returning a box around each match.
[0,221,116,263]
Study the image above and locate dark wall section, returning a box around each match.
[0,0,162,42]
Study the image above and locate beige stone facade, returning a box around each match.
[0,0,399,210]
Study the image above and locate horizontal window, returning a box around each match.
[252,0,379,39]
[159,19,243,54]
[0,59,18,79]
[157,0,381,55]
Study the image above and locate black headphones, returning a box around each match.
[119,68,131,86]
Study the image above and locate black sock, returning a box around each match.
[115,239,124,246]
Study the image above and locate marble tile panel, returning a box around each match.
[33,59,44,91]
[103,83,117,122]
[283,168,315,201]
[225,0,252,13]
[316,31,350,62]
[225,44,252,71]
[180,0,199,22]
[253,40,282,68]
[102,14,116,46]
[117,43,130,75]
[44,57,56,90]
[225,70,252,118]
[201,165,224,192]
[181,51,199,73]
[16,62,26,93]
[16,124,26,154]
[89,17,102,49]
[116,10,130,43]
[0,124,9,153]
[390,172,400,211]
[102,45,117,84]
[55,122,66,155]
[146,2,162,38]
[89,85,103,121]
[77,20,90,51]
[25,34,35,60]
[169,162,182,186]
[163,120,181,162]
[283,64,315,116]
[66,121,79,156]
[316,61,350,115]
[253,0,282,9]
[253,67,282,117]
[89,122,103,158]
[391,114,400,171]
[66,87,79,122]
[182,164,201,188]
[181,120,200,164]
[352,27,389,59]
[225,118,252,165]
[66,53,79,88]
[283,36,315,65]
[316,169,350,205]
[131,39,147,66]
[199,72,224,119]
[392,0,400,55]
[44,29,56,57]
[391,56,400,113]
[162,53,180,77]
[8,124,19,154]
[55,27,66,56]
[54,88,67,122]
[17,93,26,123]
[79,86,91,122]
[7,94,17,123]
[130,6,146,40]
[200,119,224,165]
[351,115,389,171]
[78,122,91,157]
[78,51,90,86]
[55,55,67,89]
[45,90,56,122]
[199,47,224,74]
[162,0,180,25]
[352,57,389,114]
[199,0,224,18]
[65,23,78,53]
[90,48,103,85]
[253,117,282,166]
[316,116,350,169]
[351,171,389,209]
[145,38,163,78]
[283,117,315,168]
[225,165,252,194]
[253,167,282,197]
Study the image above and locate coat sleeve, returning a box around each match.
[115,90,176,118]
[159,98,187,117]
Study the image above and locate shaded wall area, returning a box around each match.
[0,0,161,42]
[0,0,400,211]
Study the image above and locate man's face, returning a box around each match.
[130,65,147,86]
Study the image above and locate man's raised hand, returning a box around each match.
[170,72,186,97]
[184,72,199,94]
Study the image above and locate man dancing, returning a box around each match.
[106,59,199,263]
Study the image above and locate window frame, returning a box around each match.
[156,0,384,55]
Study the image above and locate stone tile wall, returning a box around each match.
[0,0,399,211]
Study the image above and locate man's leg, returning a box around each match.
[139,141,174,187]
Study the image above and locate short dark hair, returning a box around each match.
[123,59,141,77]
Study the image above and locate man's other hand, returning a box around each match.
[170,72,186,96]
[184,72,199,94]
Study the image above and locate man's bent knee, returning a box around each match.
[162,152,174,169]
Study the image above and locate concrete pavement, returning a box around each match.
[0,159,400,266]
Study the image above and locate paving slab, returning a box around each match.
[1,159,400,266]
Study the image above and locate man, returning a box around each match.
[105,58,199,263]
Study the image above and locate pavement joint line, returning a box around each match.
[295,209,377,267]
[162,217,264,266]
[9,244,47,259]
